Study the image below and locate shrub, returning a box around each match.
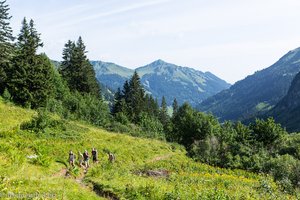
[20,108,67,136]
[138,112,164,139]
[263,155,300,193]
[2,88,11,102]
[20,109,51,134]
[115,112,130,125]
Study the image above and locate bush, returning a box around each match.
[20,108,67,136]
[263,155,300,193]
[115,112,130,125]
[250,118,286,149]
[62,92,111,127]
[21,109,51,133]
[2,88,11,102]
[138,112,164,139]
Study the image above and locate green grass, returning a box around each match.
[0,99,297,199]
[255,102,273,112]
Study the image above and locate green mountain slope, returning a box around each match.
[268,71,300,132]
[91,60,133,91]
[198,47,300,121]
[92,59,230,106]
[0,99,294,199]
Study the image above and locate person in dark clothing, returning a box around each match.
[108,152,115,163]
[83,150,89,168]
[92,148,98,163]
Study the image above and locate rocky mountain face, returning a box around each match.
[92,59,230,106]
[197,47,300,121]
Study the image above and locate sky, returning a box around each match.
[8,0,300,84]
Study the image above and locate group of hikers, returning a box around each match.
[68,148,115,169]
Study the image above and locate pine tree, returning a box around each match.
[61,40,76,87]
[112,87,123,115]
[0,0,14,94]
[122,80,130,103]
[144,94,159,118]
[172,97,178,116]
[17,18,43,58]
[128,71,145,122]
[8,18,54,108]
[159,96,169,129]
[61,37,100,97]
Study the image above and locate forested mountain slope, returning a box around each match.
[198,47,300,121]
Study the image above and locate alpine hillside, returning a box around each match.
[268,70,300,132]
[92,59,230,106]
[197,47,300,121]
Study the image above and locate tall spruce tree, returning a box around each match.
[159,96,169,129]
[8,18,54,108]
[61,37,100,97]
[172,97,178,116]
[113,72,150,123]
[61,40,76,88]
[144,94,159,118]
[128,71,145,122]
[0,0,14,94]
[112,87,123,115]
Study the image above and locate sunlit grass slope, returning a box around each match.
[0,99,296,199]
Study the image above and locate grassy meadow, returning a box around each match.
[0,99,297,199]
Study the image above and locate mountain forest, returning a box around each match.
[0,1,300,199]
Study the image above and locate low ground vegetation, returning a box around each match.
[0,100,298,199]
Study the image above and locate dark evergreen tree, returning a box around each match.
[8,18,54,108]
[61,36,100,97]
[159,96,169,129]
[0,0,14,94]
[112,87,123,115]
[122,80,130,103]
[144,94,159,118]
[172,97,178,116]
[127,71,145,122]
[60,40,75,79]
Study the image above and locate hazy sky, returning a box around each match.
[8,0,300,84]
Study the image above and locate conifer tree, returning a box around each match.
[128,71,145,122]
[144,94,159,117]
[172,97,178,116]
[112,87,123,115]
[122,80,130,103]
[0,0,14,93]
[9,18,54,108]
[61,37,100,97]
[159,96,169,129]
[61,40,76,88]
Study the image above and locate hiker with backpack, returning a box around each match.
[83,150,90,169]
[92,148,98,164]
[108,152,115,163]
[69,150,75,167]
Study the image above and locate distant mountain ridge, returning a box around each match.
[197,47,300,121]
[92,59,231,106]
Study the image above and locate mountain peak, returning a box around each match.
[92,60,230,106]
[151,59,168,65]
